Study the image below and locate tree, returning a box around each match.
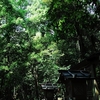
[46,0,100,67]
[27,33,61,99]
[0,0,30,99]
[0,0,62,100]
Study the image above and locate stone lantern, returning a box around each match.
[58,70,94,100]
[41,83,58,100]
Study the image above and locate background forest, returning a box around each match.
[0,0,100,100]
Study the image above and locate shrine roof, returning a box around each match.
[40,83,58,90]
[58,70,94,83]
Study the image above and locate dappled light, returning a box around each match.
[0,0,100,100]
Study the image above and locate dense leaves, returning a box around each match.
[0,0,61,99]
[0,0,100,100]
[47,0,100,66]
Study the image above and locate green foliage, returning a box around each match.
[47,0,100,66]
[0,0,62,99]
[29,34,61,82]
[1,0,100,99]
[0,0,31,99]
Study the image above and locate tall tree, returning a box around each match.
[46,0,100,67]
[0,0,30,99]
[0,0,61,99]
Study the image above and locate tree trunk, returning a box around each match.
[32,65,39,100]
[75,22,86,59]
